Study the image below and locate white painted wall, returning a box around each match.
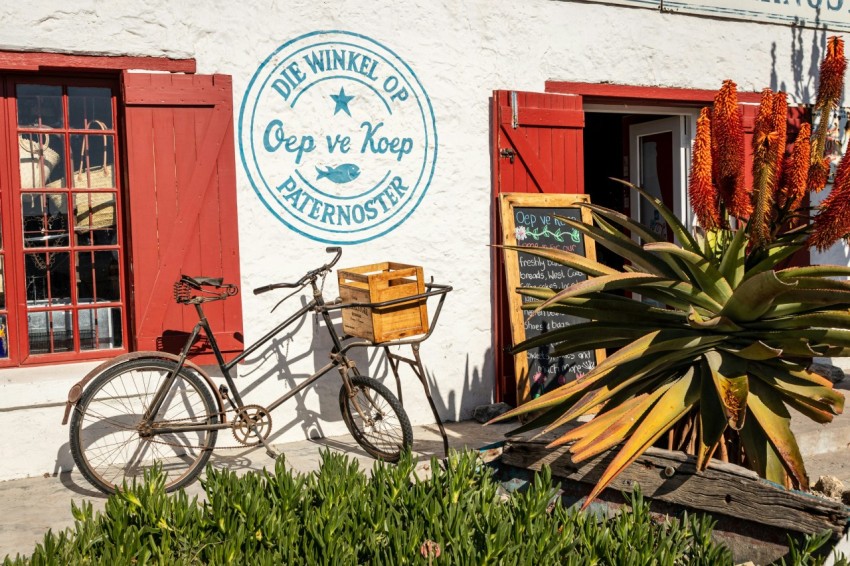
[0,0,845,481]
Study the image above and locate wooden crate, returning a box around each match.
[337,262,428,342]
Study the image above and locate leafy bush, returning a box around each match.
[3,450,741,565]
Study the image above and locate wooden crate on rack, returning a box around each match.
[337,262,428,343]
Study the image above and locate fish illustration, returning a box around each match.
[316,164,361,184]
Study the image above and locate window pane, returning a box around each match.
[68,87,113,130]
[0,315,7,359]
[28,310,74,354]
[18,132,63,189]
[71,133,115,188]
[73,192,116,243]
[76,250,121,302]
[25,251,71,305]
[17,85,63,128]
[22,193,69,248]
[79,308,122,351]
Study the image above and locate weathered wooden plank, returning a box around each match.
[502,439,849,536]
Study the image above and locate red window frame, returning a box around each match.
[0,51,248,367]
[4,75,130,365]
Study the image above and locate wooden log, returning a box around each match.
[501,437,849,537]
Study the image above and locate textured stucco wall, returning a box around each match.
[0,0,845,481]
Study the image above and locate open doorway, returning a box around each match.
[583,109,697,268]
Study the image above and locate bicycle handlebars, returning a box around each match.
[253,247,342,295]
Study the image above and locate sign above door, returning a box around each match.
[578,0,850,33]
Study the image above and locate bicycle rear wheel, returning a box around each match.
[339,375,412,462]
[69,359,219,494]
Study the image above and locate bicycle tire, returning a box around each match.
[338,375,413,462]
[69,358,218,494]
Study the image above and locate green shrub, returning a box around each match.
[1,450,840,565]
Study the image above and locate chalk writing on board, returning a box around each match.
[513,206,597,397]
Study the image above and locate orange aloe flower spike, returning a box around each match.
[777,122,811,214]
[711,80,749,218]
[689,107,720,230]
[811,145,850,250]
[811,36,847,192]
[750,90,784,246]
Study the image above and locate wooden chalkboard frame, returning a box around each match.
[499,193,607,405]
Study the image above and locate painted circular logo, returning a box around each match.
[239,31,438,244]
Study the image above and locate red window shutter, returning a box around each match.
[121,72,243,357]
[490,90,585,405]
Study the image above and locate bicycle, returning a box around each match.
[63,247,450,494]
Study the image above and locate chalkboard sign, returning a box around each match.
[500,193,605,404]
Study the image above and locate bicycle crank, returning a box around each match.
[231,404,273,447]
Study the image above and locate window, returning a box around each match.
[0,52,244,367]
[2,78,125,363]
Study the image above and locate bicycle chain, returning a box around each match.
[132,408,272,451]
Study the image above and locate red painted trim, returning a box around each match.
[501,107,585,128]
[122,73,228,106]
[545,81,763,105]
[0,51,195,74]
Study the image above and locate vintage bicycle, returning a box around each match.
[62,247,451,494]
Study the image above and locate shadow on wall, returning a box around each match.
[53,296,495,487]
[365,347,495,423]
[769,12,832,103]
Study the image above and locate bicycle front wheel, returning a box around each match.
[339,375,413,462]
[69,359,219,494]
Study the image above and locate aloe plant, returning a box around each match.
[491,37,850,505]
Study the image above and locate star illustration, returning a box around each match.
[330,87,355,116]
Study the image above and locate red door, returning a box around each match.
[491,90,585,405]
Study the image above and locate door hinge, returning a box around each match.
[499,148,516,164]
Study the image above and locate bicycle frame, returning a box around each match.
[144,277,354,436]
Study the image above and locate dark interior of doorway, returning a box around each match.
[583,111,669,270]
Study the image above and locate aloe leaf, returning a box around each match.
[719,271,797,322]
[551,347,708,426]
[587,207,691,281]
[548,394,652,448]
[504,399,577,437]
[554,215,677,278]
[705,351,748,430]
[718,225,749,288]
[744,310,850,330]
[749,362,844,414]
[509,321,645,354]
[720,341,782,361]
[533,302,687,327]
[497,244,619,277]
[580,202,661,245]
[492,329,717,422]
[582,365,700,508]
[782,395,836,424]
[746,376,808,489]
[697,358,727,470]
[764,290,850,317]
[569,385,675,462]
[533,273,664,312]
[776,264,850,279]
[644,242,733,303]
[610,178,702,255]
[739,416,790,488]
[745,240,806,278]
[687,308,743,332]
[636,286,720,314]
